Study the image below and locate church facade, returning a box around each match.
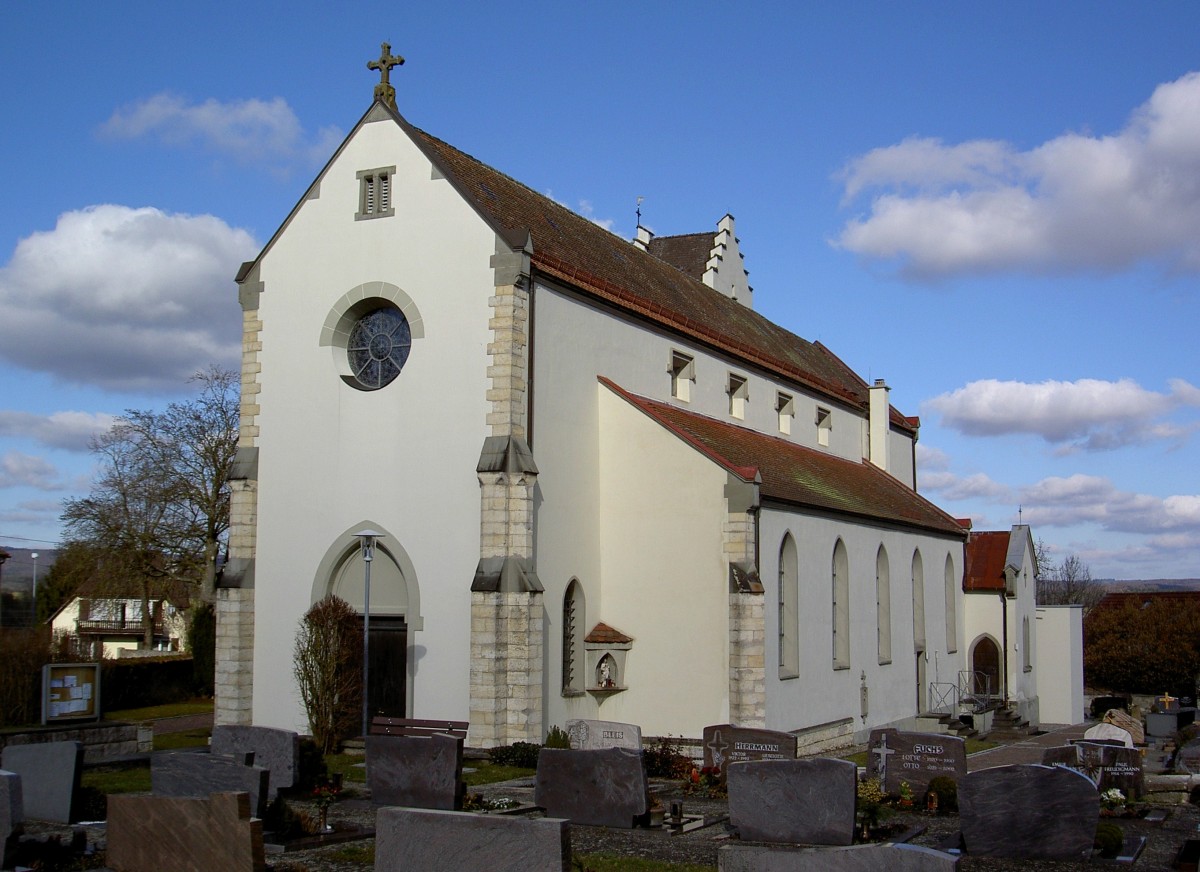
[214,54,971,750]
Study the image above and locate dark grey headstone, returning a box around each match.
[727,757,856,846]
[959,764,1097,860]
[0,740,82,823]
[534,747,648,829]
[375,807,569,872]
[866,729,966,796]
[152,752,270,818]
[718,842,960,871]
[565,719,642,751]
[366,732,464,810]
[1042,742,1144,798]
[211,725,299,799]
[0,769,23,867]
[703,724,797,773]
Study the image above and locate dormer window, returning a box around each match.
[776,392,794,435]
[728,374,748,420]
[816,406,832,447]
[357,166,396,220]
[669,351,694,402]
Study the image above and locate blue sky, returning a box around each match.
[1,2,1197,580]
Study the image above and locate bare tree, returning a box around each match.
[1036,541,1105,611]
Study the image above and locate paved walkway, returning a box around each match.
[149,711,214,736]
[966,721,1091,770]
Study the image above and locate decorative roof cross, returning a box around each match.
[367,42,405,110]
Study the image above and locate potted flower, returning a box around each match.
[311,780,342,833]
[1100,787,1126,816]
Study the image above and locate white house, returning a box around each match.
[50,576,192,659]
[961,524,1040,726]
[214,47,968,750]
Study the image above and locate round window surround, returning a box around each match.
[346,305,412,390]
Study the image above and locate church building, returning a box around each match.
[214,46,971,751]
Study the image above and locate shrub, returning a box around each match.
[295,737,328,792]
[925,775,958,813]
[1094,821,1124,858]
[544,725,571,749]
[189,601,216,696]
[643,736,691,779]
[489,741,541,768]
[293,596,362,754]
[0,628,52,727]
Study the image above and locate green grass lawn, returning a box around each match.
[82,764,151,795]
[105,699,214,721]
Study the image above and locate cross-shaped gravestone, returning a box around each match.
[367,42,405,109]
[872,733,895,783]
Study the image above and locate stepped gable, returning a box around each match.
[600,377,964,537]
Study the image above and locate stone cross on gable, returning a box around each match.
[367,42,405,110]
[872,733,895,782]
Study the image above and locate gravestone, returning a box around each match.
[1176,737,1200,774]
[375,807,569,872]
[211,725,299,799]
[534,747,648,828]
[1043,742,1144,798]
[152,752,270,818]
[702,724,797,774]
[107,791,265,872]
[1102,709,1144,745]
[0,740,82,823]
[366,732,464,810]
[0,769,22,868]
[1090,696,1128,719]
[726,757,856,846]
[1084,722,1133,747]
[959,764,1097,861]
[865,729,966,795]
[717,842,960,872]
[565,718,642,751]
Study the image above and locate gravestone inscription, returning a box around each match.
[0,741,82,823]
[702,724,796,774]
[565,719,642,751]
[1043,742,1144,798]
[865,729,966,795]
[959,764,1098,861]
[726,757,856,846]
[534,747,648,828]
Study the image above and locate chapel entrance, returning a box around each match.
[971,636,1001,699]
[363,616,408,719]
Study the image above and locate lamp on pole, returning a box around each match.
[354,529,384,739]
[0,549,9,630]
[30,553,38,625]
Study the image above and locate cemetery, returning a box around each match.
[3,705,1200,870]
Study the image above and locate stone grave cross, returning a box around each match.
[706,729,731,770]
[871,733,895,783]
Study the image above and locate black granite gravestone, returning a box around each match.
[533,747,648,829]
[152,752,271,818]
[727,757,857,846]
[366,732,464,810]
[865,729,966,796]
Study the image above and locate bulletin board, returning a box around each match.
[42,663,101,724]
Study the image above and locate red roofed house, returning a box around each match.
[215,48,973,750]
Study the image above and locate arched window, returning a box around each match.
[1022,616,1032,672]
[779,533,799,679]
[911,550,926,652]
[876,545,891,664]
[562,580,585,694]
[832,539,850,669]
[944,555,957,653]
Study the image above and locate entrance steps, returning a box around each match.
[914,711,978,740]
[987,706,1036,740]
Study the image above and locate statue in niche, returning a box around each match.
[597,656,616,688]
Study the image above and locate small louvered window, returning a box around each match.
[356,166,396,220]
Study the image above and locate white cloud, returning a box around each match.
[0,411,117,451]
[0,205,256,392]
[0,452,64,490]
[920,470,1011,502]
[1019,474,1200,536]
[835,71,1200,278]
[99,93,342,171]
[924,377,1200,450]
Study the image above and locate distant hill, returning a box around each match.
[1100,578,1200,592]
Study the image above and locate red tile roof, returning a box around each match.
[600,378,964,538]
[647,233,713,281]
[963,531,1011,592]
[403,117,916,433]
[585,622,633,644]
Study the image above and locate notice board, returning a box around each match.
[42,663,101,724]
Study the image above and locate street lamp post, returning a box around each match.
[354,529,384,740]
[0,550,9,630]
[30,553,38,625]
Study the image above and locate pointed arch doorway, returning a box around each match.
[970,636,1001,701]
[314,527,423,722]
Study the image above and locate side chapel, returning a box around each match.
[214,46,974,750]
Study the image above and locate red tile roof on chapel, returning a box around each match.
[963,531,1011,592]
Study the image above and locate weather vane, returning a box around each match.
[367,43,405,110]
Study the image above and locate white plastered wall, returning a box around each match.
[249,116,496,732]
[1035,605,1084,725]
[758,508,963,740]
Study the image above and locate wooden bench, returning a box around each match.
[369,717,469,741]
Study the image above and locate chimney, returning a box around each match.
[869,379,890,473]
[633,226,654,251]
